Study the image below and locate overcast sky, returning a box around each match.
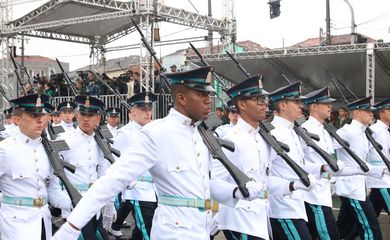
[13,0,390,70]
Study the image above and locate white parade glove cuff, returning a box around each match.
[293,174,317,191]
[51,222,80,240]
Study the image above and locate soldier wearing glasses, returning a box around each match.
[52,66,266,240]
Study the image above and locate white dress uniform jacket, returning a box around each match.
[57,120,75,139]
[66,109,237,240]
[213,118,290,239]
[107,123,119,138]
[334,120,370,201]
[0,130,71,239]
[215,123,235,139]
[301,117,334,207]
[268,116,321,221]
[366,120,390,188]
[113,121,157,202]
[58,127,110,189]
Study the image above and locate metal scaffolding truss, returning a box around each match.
[366,43,375,103]
[186,42,390,62]
[1,0,232,45]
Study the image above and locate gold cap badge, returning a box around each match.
[36,95,42,107]
[85,96,90,108]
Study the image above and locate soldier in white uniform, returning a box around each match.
[213,76,300,240]
[301,87,343,239]
[267,82,322,240]
[1,107,19,138]
[58,96,115,240]
[110,92,158,240]
[367,98,390,216]
[0,94,71,239]
[57,100,77,134]
[334,96,385,240]
[215,100,239,139]
[105,107,121,138]
[51,107,62,126]
[52,66,266,240]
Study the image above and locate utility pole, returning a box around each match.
[21,35,25,79]
[207,0,213,54]
[325,0,331,45]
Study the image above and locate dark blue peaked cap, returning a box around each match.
[269,81,306,102]
[75,95,105,114]
[165,66,215,93]
[303,87,336,105]
[58,100,77,111]
[226,75,268,99]
[44,103,55,114]
[127,92,157,107]
[373,97,390,110]
[347,96,375,111]
[106,107,121,117]
[10,94,50,114]
[226,99,237,112]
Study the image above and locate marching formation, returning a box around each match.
[0,62,389,240]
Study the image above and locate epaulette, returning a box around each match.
[0,136,16,147]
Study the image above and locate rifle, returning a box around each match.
[41,131,100,239]
[130,18,171,96]
[92,72,132,111]
[293,120,339,172]
[22,65,34,88]
[225,50,250,78]
[323,121,369,172]
[223,49,315,177]
[9,53,28,95]
[47,123,65,141]
[324,69,370,172]
[188,42,230,109]
[0,85,11,103]
[365,127,390,171]
[94,125,120,164]
[259,121,311,187]
[198,113,250,197]
[56,58,78,95]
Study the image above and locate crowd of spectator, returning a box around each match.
[23,70,150,99]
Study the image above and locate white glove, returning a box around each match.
[51,222,80,240]
[126,180,137,190]
[234,181,265,201]
[102,203,117,230]
[323,161,345,174]
[293,174,317,191]
[209,213,219,236]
